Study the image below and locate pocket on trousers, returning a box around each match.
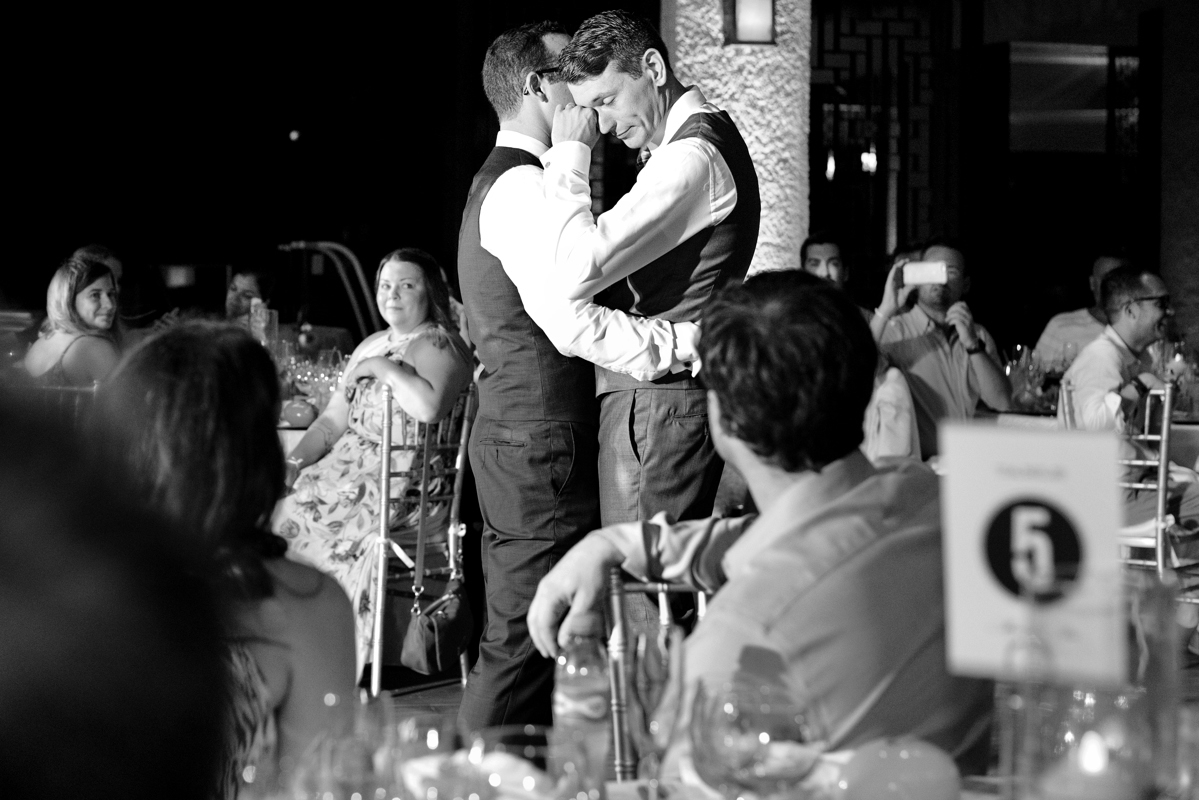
[477,438,528,448]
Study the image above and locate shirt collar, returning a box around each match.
[653,86,708,152]
[495,130,548,159]
[723,450,877,576]
[1101,324,1140,360]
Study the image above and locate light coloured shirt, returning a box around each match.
[598,452,992,762]
[540,87,739,300]
[479,131,698,382]
[1059,325,1151,432]
[879,304,1002,458]
[1034,307,1105,366]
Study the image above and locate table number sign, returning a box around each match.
[941,423,1126,687]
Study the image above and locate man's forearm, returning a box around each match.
[971,351,1013,411]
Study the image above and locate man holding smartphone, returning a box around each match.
[872,241,1011,459]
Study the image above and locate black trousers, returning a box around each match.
[457,415,600,732]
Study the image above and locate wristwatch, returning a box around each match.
[1129,376,1149,397]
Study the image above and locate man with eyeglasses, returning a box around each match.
[456,20,701,731]
[1062,266,1199,654]
[1061,266,1174,434]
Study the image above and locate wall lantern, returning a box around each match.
[723,0,776,44]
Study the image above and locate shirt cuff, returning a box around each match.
[671,321,701,373]
[544,140,592,174]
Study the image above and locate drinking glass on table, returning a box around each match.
[689,680,821,799]
[467,724,592,800]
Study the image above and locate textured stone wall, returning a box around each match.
[1160,0,1199,348]
[662,0,811,274]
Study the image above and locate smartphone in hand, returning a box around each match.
[902,261,948,286]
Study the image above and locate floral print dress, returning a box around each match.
[273,326,457,674]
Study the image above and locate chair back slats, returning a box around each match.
[9,384,97,430]
[607,567,711,781]
[1115,384,1174,580]
[370,382,476,696]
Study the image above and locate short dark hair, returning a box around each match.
[376,247,457,332]
[699,270,877,473]
[1101,265,1158,319]
[231,268,274,303]
[559,10,671,83]
[482,20,568,122]
[0,396,226,799]
[97,322,287,600]
[921,236,966,266]
[800,233,840,265]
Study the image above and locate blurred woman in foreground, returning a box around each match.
[23,256,121,386]
[97,322,357,796]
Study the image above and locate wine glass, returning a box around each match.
[689,680,821,800]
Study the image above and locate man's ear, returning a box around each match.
[643,48,669,87]
[523,71,544,99]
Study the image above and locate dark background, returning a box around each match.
[6,3,654,329]
[5,1,1177,353]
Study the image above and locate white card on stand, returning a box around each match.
[941,423,1126,687]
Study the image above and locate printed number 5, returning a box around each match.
[1010,505,1055,594]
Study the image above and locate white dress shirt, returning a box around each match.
[540,87,739,300]
[479,130,698,382]
[1060,325,1151,431]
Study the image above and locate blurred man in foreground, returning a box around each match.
[528,271,992,772]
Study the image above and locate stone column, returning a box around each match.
[661,0,811,274]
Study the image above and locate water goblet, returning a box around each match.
[690,680,820,800]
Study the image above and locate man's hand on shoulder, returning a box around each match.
[551,104,600,150]
[527,532,624,659]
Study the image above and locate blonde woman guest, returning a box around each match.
[23,256,120,386]
[274,247,473,675]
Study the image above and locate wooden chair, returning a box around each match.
[8,383,97,431]
[369,382,476,696]
[606,566,709,781]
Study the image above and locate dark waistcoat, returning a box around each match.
[458,146,597,422]
[596,109,760,395]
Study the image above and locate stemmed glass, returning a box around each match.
[689,680,821,800]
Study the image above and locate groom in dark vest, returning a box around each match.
[540,10,761,528]
[456,21,703,730]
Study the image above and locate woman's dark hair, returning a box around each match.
[96,322,286,599]
[376,247,456,332]
[699,270,877,472]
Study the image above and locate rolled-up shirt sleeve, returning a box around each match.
[594,512,755,594]
[480,164,695,381]
[540,135,737,300]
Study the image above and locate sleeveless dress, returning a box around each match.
[29,333,113,386]
[273,324,465,674]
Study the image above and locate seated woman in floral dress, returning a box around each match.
[274,247,473,675]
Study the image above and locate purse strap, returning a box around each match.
[410,422,433,614]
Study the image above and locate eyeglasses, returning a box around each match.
[1128,294,1171,311]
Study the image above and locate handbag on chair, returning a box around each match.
[400,523,473,675]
